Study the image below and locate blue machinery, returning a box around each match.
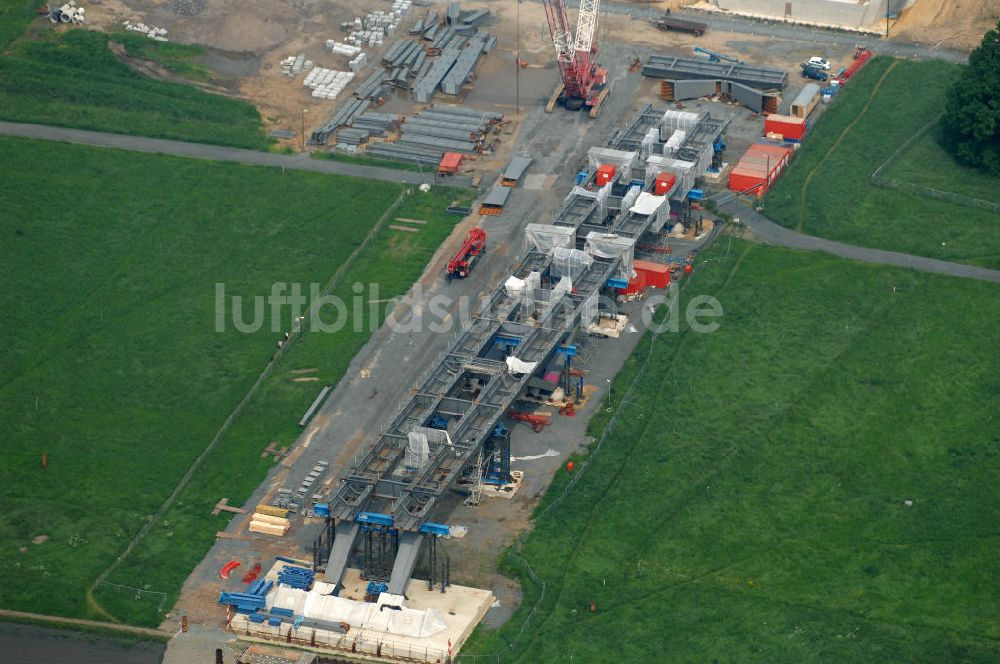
[318,103,728,595]
[693,46,742,64]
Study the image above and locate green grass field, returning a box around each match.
[765,57,1000,270]
[463,238,1000,662]
[0,25,268,148]
[0,136,465,624]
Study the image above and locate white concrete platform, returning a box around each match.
[227,563,494,663]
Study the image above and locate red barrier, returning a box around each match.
[219,560,240,580]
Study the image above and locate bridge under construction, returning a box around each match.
[321,104,727,596]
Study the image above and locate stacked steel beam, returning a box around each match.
[337,128,371,145]
[353,111,401,137]
[440,33,495,95]
[412,40,464,103]
[310,97,371,145]
[641,54,787,90]
[355,69,387,100]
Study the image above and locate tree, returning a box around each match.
[940,20,1000,175]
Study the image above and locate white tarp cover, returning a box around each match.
[596,182,612,221]
[504,275,526,297]
[630,192,666,216]
[664,129,686,155]
[406,427,451,470]
[405,431,431,470]
[641,126,659,159]
[645,155,697,198]
[551,247,593,281]
[587,147,638,183]
[524,223,575,254]
[580,289,600,329]
[268,586,308,614]
[506,356,538,375]
[660,109,699,140]
[295,590,448,639]
[621,185,642,213]
[585,232,636,280]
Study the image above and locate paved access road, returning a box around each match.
[712,192,1000,283]
[0,121,471,187]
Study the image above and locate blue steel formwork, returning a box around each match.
[323,104,727,592]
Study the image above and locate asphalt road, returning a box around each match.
[0,121,469,187]
[712,192,1000,283]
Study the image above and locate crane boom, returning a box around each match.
[573,0,600,54]
[542,0,608,113]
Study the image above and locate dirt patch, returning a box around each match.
[891,0,999,51]
[31,535,48,545]
[106,40,231,95]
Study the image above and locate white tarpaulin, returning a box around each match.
[663,129,686,155]
[645,155,697,198]
[551,247,593,281]
[659,109,699,140]
[405,431,430,470]
[621,185,642,213]
[406,427,451,471]
[524,223,575,255]
[587,147,638,183]
[630,192,666,216]
[504,275,526,297]
[506,356,538,375]
[585,232,636,280]
[641,126,659,159]
[295,590,448,639]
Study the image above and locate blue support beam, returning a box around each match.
[357,512,394,527]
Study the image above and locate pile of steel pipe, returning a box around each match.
[367,142,444,165]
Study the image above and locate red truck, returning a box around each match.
[445,228,487,279]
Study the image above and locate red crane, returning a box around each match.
[542,0,609,118]
[446,228,487,279]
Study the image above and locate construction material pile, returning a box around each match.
[367,106,502,165]
[249,506,291,537]
[304,67,355,100]
[48,2,85,23]
[351,111,401,137]
[280,54,313,78]
[122,19,168,41]
[167,0,205,16]
[341,0,412,49]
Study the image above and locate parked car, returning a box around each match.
[807,56,832,70]
[800,63,829,81]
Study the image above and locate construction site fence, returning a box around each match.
[95,580,169,613]
[869,112,999,215]
[236,623,450,663]
[870,175,1000,214]
[457,223,727,662]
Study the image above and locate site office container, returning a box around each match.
[763,114,806,141]
[438,152,463,174]
[596,164,617,186]
[654,171,676,195]
[617,259,671,295]
[728,143,792,195]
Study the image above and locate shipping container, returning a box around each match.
[728,143,792,196]
[763,114,806,141]
[790,83,820,119]
[617,259,671,295]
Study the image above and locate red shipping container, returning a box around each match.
[635,259,670,289]
[728,143,792,196]
[596,164,617,186]
[654,171,676,195]
[618,259,671,295]
[438,152,464,174]
[763,114,806,141]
